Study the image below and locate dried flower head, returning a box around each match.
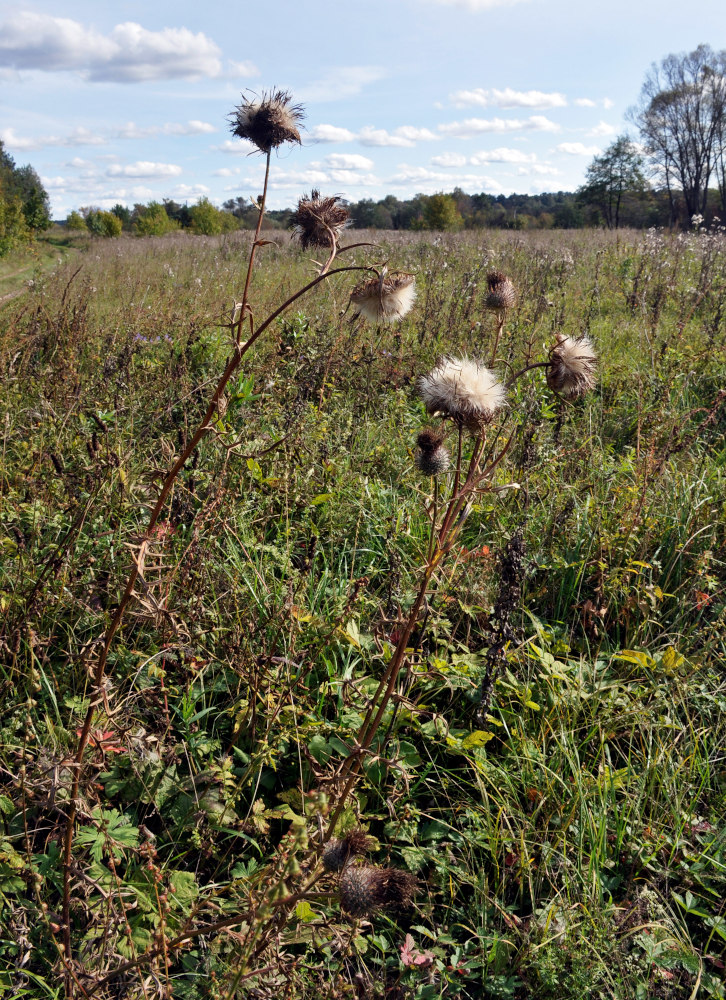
[485,270,516,312]
[418,356,506,432]
[546,334,597,398]
[415,428,450,476]
[290,190,350,250]
[350,273,416,324]
[339,863,417,917]
[322,830,374,873]
[229,89,304,154]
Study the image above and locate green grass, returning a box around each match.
[0,227,725,999]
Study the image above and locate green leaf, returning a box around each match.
[295,900,318,922]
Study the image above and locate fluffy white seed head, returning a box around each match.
[546,334,597,398]
[350,274,416,324]
[418,356,507,431]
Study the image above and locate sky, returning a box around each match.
[1,0,725,218]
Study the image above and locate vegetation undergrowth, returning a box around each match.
[1,179,725,996]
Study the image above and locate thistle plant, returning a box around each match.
[326,288,598,837]
[56,87,411,992]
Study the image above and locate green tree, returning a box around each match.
[0,189,30,256]
[134,202,180,237]
[189,196,238,235]
[578,136,647,228]
[86,209,123,237]
[66,210,87,231]
[422,193,464,231]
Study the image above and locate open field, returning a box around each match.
[1,227,725,999]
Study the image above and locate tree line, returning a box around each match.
[0,140,51,256]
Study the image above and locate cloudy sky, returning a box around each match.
[1,0,724,217]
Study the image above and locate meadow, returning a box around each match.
[0,222,725,999]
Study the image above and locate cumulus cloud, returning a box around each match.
[430,152,468,167]
[574,98,597,108]
[391,163,505,193]
[308,124,357,143]
[0,13,225,81]
[432,147,538,167]
[324,153,375,170]
[299,66,386,102]
[556,142,601,155]
[106,161,183,178]
[118,120,216,139]
[450,87,567,109]
[439,115,559,137]
[603,98,614,109]
[359,126,414,148]
[0,125,106,151]
[227,59,259,78]
[587,121,617,138]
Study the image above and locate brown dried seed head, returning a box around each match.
[415,428,450,476]
[546,334,597,398]
[418,356,507,432]
[290,190,350,250]
[339,864,417,917]
[322,830,374,872]
[485,271,516,312]
[350,273,416,324]
[229,89,304,154]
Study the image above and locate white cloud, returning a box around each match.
[439,115,559,137]
[65,157,93,168]
[106,161,183,178]
[300,66,386,102]
[430,152,468,167]
[470,147,537,164]
[518,164,560,176]
[394,126,438,141]
[40,176,69,190]
[588,121,616,138]
[308,124,356,143]
[359,126,414,147]
[118,120,216,139]
[324,153,375,170]
[215,138,255,154]
[169,183,210,198]
[574,98,596,108]
[391,163,505,192]
[556,142,601,155]
[603,98,614,109]
[0,125,106,151]
[227,59,259,78]
[450,87,566,109]
[213,167,238,177]
[0,13,225,82]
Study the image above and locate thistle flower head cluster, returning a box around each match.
[350,272,416,324]
[339,862,417,917]
[546,334,597,398]
[290,190,350,250]
[418,356,507,432]
[485,270,516,312]
[415,428,450,476]
[322,829,374,872]
[229,89,304,154]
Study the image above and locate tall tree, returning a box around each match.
[629,44,726,224]
[578,136,646,228]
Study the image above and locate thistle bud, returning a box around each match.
[322,829,374,872]
[415,428,450,476]
[484,271,516,312]
[339,863,417,917]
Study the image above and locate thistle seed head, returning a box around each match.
[418,356,507,432]
[339,863,417,917]
[229,89,304,154]
[322,830,374,872]
[546,334,597,398]
[485,271,516,312]
[349,273,416,324]
[415,428,450,476]
[290,190,350,250]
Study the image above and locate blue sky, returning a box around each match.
[1,0,724,217]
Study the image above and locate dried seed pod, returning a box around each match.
[485,270,516,312]
[229,89,304,154]
[415,428,450,476]
[418,356,506,432]
[349,273,416,324]
[339,863,417,917]
[290,190,350,250]
[322,830,374,872]
[546,334,597,398]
